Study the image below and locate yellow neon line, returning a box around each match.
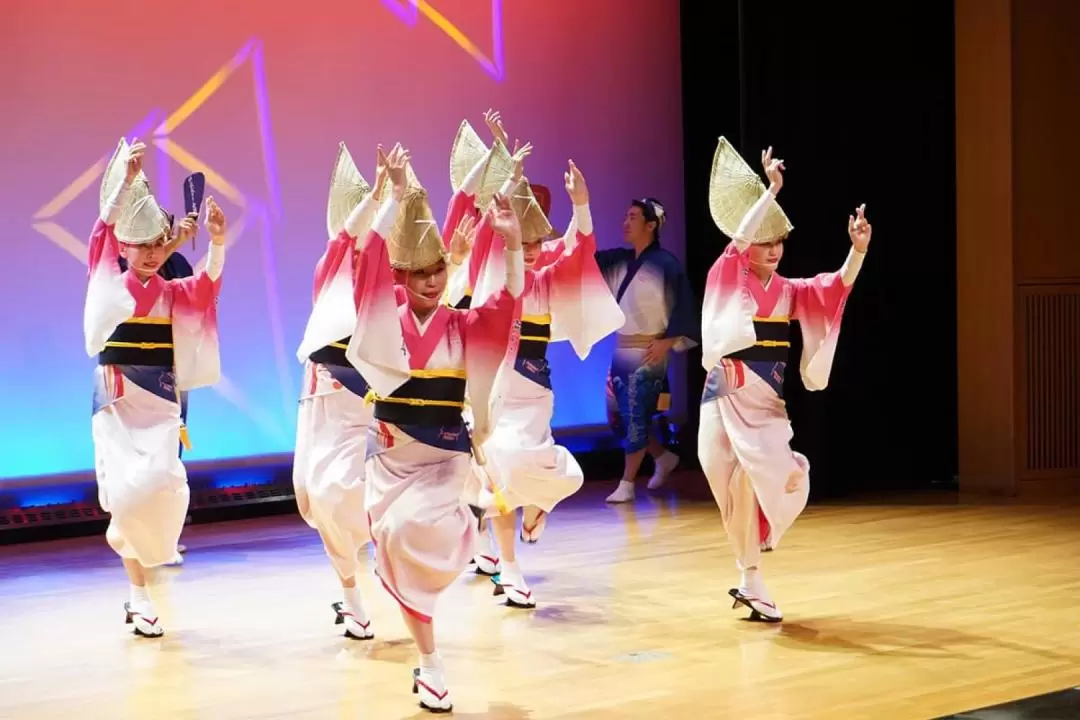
[34,158,107,220]
[156,51,246,135]
[417,1,489,63]
[33,222,87,264]
[153,139,246,208]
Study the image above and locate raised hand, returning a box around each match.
[483,108,510,147]
[450,213,476,263]
[385,143,411,200]
[126,139,147,183]
[510,139,533,183]
[489,192,522,250]
[174,212,199,245]
[564,159,589,206]
[848,203,872,253]
[761,146,785,194]
[204,196,227,242]
[375,144,389,185]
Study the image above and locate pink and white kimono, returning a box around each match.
[293,192,381,582]
[464,198,624,524]
[698,189,864,616]
[85,181,223,569]
[344,194,524,624]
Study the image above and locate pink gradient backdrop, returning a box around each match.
[0,0,685,479]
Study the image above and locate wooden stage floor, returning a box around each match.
[1,478,1078,719]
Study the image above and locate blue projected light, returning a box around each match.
[8,486,92,509]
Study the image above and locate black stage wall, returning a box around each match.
[679,0,959,498]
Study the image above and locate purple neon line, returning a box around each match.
[381,0,419,25]
[251,40,283,221]
[151,110,172,216]
[490,0,505,81]
[122,110,160,150]
[253,203,295,422]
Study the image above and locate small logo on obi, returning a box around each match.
[770,364,785,383]
[160,372,177,393]
[439,426,463,441]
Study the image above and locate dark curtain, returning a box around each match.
[680,0,958,497]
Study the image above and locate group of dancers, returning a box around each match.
[84,109,870,713]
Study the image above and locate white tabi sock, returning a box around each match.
[419,651,442,672]
[129,584,153,615]
[500,559,524,586]
[342,585,369,622]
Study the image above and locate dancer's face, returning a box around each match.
[748,239,784,274]
[120,236,168,281]
[522,237,543,267]
[622,205,656,246]
[404,260,448,315]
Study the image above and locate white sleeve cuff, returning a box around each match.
[100,180,132,224]
[205,242,225,281]
[572,203,593,236]
[505,247,525,298]
[840,247,866,287]
[343,194,377,241]
[734,189,775,244]
[364,197,399,248]
[499,176,519,198]
[461,147,493,195]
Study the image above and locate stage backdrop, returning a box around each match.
[0,0,685,480]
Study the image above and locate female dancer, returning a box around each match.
[464,157,624,608]
[85,138,227,637]
[292,142,388,641]
[698,139,870,622]
[345,145,524,712]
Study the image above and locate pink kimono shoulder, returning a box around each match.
[702,241,851,391]
[345,198,519,447]
[85,219,222,391]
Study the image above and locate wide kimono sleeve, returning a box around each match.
[700,189,777,370]
[543,202,625,359]
[169,243,225,391]
[463,244,525,448]
[84,182,136,357]
[789,247,865,390]
[345,197,410,397]
[296,193,379,362]
[660,252,700,353]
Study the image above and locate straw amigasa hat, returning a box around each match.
[708,136,793,244]
[326,141,372,237]
[510,178,554,242]
[387,168,447,272]
[449,119,515,208]
[100,138,171,244]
